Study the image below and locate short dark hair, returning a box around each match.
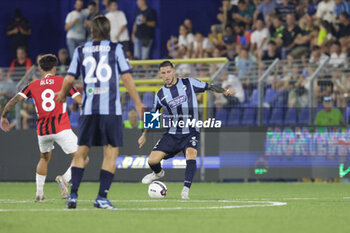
[268,40,276,46]
[159,61,174,70]
[238,0,246,4]
[340,12,350,19]
[109,0,117,5]
[91,15,110,40]
[88,1,97,7]
[39,54,58,72]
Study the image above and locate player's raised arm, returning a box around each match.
[1,94,25,132]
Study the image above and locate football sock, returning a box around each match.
[70,167,85,195]
[36,173,46,195]
[62,166,72,182]
[98,169,114,198]
[149,163,162,174]
[184,160,197,188]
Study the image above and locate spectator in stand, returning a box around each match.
[222,24,235,46]
[237,48,254,80]
[334,0,350,17]
[101,0,110,15]
[333,12,350,51]
[233,0,255,25]
[192,32,214,58]
[124,109,143,129]
[262,40,281,61]
[209,25,224,50]
[184,19,194,34]
[175,45,193,76]
[6,9,32,58]
[288,14,315,61]
[254,0,277,21]
[178,25,195,55]
[0,68,16,102]
[332,69,350,108]
[84,1,101,40]
[223,74,244,107]
[250,18,270,59]
[20,101,37,130]
[275,0,296,21]
[106,0,131,56]
[316,0,336,24]
[276,14,301,58]
[57,48,71,76]
[309,45,329,65]
[329,41,347,68]
[217,0,238,26]
[65,0,87,59]
[8,47,33,79]
[132,0,157,60]
[315,96,345,126]
[270,15,284,43]
[234,22,252,49]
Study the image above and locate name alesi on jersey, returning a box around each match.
[40,79,54,86]
[83,45,111,53]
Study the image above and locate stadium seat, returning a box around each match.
[298,107,310,125]
[215,108,228,126]
[250,89,258,106]
[241,108,256,126]
[227,108,241,126]
[269,108,284,125]
[262,107,270,125]
[263,88,276,106]
[346,107,350,124]
[69,111,79,128]
[284,108,298,125]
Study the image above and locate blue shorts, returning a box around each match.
[152,131,200,159]
[78,115,123,147]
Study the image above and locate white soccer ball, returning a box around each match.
[148,181,167,199]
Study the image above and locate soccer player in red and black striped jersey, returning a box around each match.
[0,54,88,202]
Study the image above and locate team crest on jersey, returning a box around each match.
[190,136,198,146]
[168,95,187,109]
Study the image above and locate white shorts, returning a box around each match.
[37,129,78,154]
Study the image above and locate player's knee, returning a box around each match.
[148,157,160,165]
[40,153,50,162]
[185,148,197,160]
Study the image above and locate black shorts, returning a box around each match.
[78,115,123,147]
[152,131,200,159]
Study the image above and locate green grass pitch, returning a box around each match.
[0,182,349,233]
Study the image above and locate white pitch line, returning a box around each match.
[0,200,286,212]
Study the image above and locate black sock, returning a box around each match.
[98,169,114,198]
[184,160,197,188]
[70,167,85,195]
[149,163,162,174]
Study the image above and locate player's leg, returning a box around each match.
[35,151,52,202]
[54,129,90,198]
[142,150,167,184]
[182,147,198,199]
[93,145,119,210]
[66,145,90,209]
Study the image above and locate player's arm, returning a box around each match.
[121,73,145,118]
[56,75,75,103]
[73,93,82,105]
[1,94,25,132]
[207,83,236,96]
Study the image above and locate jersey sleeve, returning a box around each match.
[18,83,32,99]
[67,47,81,79]
[189,78,208,93]
[116,43,132,75]
[151,94,163,112]
[68,86,80,99]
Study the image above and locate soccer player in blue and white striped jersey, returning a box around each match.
[57,16,144,209]
[138,61,235,199]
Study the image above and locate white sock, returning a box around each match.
[62,166,72,182]
[182,186,190,193]
[36,173,46,196]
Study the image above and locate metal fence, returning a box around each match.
[1,56,350,129]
